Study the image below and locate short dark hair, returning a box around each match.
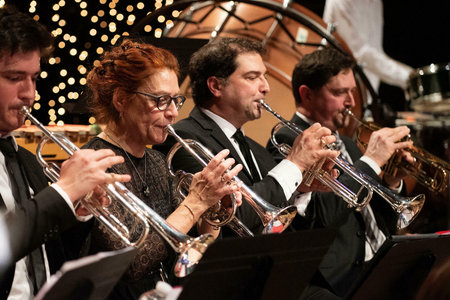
[292,48,355,106]
[0,5,54,60]
[189,37,266,108]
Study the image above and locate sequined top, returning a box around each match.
[83,137,177,281]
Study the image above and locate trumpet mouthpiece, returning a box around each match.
[21,106,30,116]
[343,108,354,116]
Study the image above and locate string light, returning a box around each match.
[23,0,179,125]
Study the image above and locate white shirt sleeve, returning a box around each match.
[267,159,303,200]
[323,0,413,89]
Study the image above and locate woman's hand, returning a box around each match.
[184,149,243,217]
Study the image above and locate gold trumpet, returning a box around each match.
[22,106,213,277]
[166,124,298,234]
[345,109,449,193]
[259,100,425,229]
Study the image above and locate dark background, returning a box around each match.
[9,0,449,124]
[298,0,450,111]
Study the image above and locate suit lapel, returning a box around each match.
[291,114,310,131]
[17,147,48,196]
[189,107,255,181]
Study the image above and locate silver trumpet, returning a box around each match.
[167,143,254,237]
[166,124,297,234]
[22,106,213,277]
[259,100,425,229]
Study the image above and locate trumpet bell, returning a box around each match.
[396,194,425,229]
[174,234,215,277]
[262,205,298,234]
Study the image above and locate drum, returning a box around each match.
[407,63,450,114]
[132,0,366,143]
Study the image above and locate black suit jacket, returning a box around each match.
[153,107,291,233]
[266,114,397,297]
[0,146,77,297]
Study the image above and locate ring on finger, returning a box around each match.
[221,176,226,183]
[320,137,327,146]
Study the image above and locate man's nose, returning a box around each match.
[19,77,36,105]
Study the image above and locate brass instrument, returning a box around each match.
[166,124,297,234]
[22,106,213,277]
[345,109,449,193]
[167,143,254,237]
[259,100,425,229]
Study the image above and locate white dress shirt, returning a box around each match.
[0,135,81,299]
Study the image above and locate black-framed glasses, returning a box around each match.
[134,91,186,111]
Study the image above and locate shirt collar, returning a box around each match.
[200,108,241,139]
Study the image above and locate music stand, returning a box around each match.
[178,229,336,300]
[348,233,450,300]
[35,247,137,300]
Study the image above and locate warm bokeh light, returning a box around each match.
[17,0,178,125]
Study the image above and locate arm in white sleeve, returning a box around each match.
[267,159,303,200]
[323,0,413,89]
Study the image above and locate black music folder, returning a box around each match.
[35,247,137,300]
[178,228,337,300]
[348,233,450,300]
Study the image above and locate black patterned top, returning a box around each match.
[83,137,177,282]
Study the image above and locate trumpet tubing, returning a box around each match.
[260,100,425,229]
[345,109,450,193]
[22,106,212,277]
[166,124,297,235]
[169,164,253,237]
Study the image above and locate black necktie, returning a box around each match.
[233,129,261,182]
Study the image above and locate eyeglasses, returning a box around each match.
[134,91,186,111]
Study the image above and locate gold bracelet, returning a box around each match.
[180,204,196,222]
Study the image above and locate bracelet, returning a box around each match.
[180,204,196,222]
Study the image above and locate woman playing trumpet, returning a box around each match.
[69,40,242,299]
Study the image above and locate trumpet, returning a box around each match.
[22,106,213,277]
[167,143,254,237]
[345,109,449,193]
[166,124,297,234]
[259,100,425,229]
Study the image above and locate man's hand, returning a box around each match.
[57,149,131,205]
[364,126,413,168]
[364,126,414,189]
[297,159,340,193]
[286,123,339,172]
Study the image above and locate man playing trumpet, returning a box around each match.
[154,37,339,235]
[0,5,130,298]
[266,47,415,298]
